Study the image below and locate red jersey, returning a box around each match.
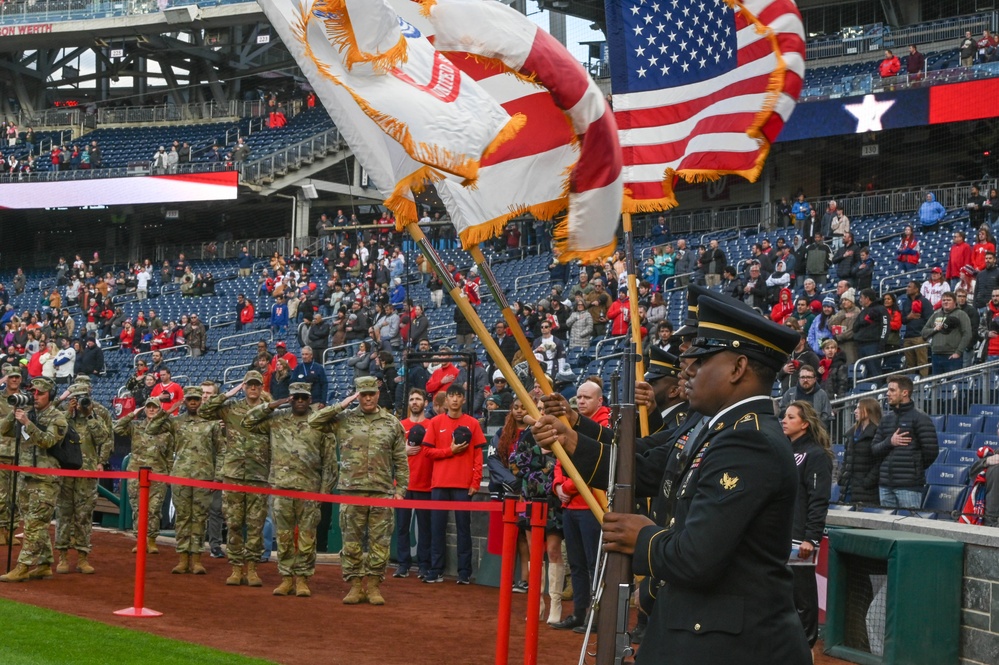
[151,381,183,413]
[401,417,434,493]
[424,412,485,491]
[425,364,460,396]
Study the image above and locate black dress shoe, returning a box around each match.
[551,615,583,630]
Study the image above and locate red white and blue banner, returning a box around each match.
[0,171,239,209]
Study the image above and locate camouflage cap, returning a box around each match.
[74,375,93,385]
[144,398,161,408]
[355,376,379,394]
[183,386,203,398]
[31,377,55,393]
[3,365,20,378]
[289,382,312,397]
[243,370,264,385]
[67,384,90,397]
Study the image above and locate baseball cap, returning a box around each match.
[289,382,312,397]
[452,426,473,446]
[407,424,426,445]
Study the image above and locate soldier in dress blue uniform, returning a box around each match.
[531,292,811,665]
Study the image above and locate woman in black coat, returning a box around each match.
[781,401,833,649]
[840,397,882,504]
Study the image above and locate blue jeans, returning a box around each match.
[262,515,274,559]
[931,353,963,376]
[562,508,602,618]
[857,342,882,381]
[430,488,472,579]
[879,487,923,509]
[395,490,431,574]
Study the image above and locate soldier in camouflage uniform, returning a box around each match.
[54,384,111,574]
[59,375,114,440]
[113,398,173,554]
[200,370,271,587]
[244,382,336,597]
[309,376,408,605]
[0,365,25,546]
[0,377,69,582]
[161,386,224,575]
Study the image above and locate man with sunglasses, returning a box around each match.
[244,383,336,598]
[0,377,69,582]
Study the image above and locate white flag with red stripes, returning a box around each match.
[397,0,624,263]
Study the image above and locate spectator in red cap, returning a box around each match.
[269,341,298,375]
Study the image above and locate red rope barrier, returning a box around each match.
[495,498,519,665]
[524,501,548,665]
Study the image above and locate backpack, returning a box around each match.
[48,423,82,470]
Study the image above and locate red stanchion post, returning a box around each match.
[495,498,519,665]
[114,467,162,618]
[524,500,547,665]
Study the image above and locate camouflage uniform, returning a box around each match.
[164,394,224,554]
[200,391,270,565]
[0,387,68,568]
[308,390,408,581]
[0,373,25,537]
[244,398,335,579]
[55,391,111,554]
[114,405,173,539]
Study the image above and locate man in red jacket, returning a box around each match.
[394,388,433,580]
[878,49,900,77]
[423,385,485,584]
[150,366,183,413]
[947,231,974,287]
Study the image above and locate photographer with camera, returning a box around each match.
[0,365,25,547]
[0,377,69,583]
[922,291,972,375]
[54,384,110,575]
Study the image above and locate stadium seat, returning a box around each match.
[925,464,970,486]
[922,485,967,513]
[972,433,999,451]
[944,414,983,433]
[944,449,978,467]
[937,432,971,449]
[982,416,999,436]
[968,404,999,417]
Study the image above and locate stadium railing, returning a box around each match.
[0,162,235,185]
[238,127,346,185]
[218,328,273,353]
[803,60,999,102]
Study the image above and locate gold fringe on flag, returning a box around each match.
[312,0,409,73]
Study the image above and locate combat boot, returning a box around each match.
[0,529,10,546]
[28,564,53,579]
[0,563,30,582]
[189,553,206,575]
[225,564,245,586]
[366,575,385,605]
[76,553,95,575]
[146,537,159,554]
[245,561,263,587]
[273,576,294,596]
[294,576,311,598]
[342,577,366,604]
[56,551,70,574]
[171,553,190,574]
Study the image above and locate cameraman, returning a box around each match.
[55,384,110,574]
[0,365,25,546]
[0,377,69,582]
[922,291,972,375]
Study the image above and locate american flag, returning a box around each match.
[606,0,805,211]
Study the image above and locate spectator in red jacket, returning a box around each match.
[878,49,900,78]
[423,385,486,584]
[947,231,975,285]
[150,366,183,413]
[268,340,298,374]
[119,321,136,353]
[425,354,460,397]
[240,298,256,327]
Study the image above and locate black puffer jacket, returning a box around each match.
[839,423,880,504]
[871,401,938,491]
[791,433,833,545]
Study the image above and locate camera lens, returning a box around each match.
[6,394,29,408]
[79,397,92,409]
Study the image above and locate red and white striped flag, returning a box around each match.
[398,0,623,263]
[607,0,805,212]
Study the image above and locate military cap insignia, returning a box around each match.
[720,473,740,490]
[714,422,725,430]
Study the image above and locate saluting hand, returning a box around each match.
[339,392,359,410]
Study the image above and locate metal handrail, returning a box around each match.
[322,338,376,366]
[595,335,628,358]
[833,357,999,409]
[851,343,930,388]
[208,312,236,328]
[240,127,345,185]
[878,266,929,296]
[514,270,549,291]
[133,345,192,368]
[218,328,273,353]
[867,219,912,246]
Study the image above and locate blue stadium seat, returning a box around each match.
[937,432,971,449]
[982,416,999,436]
[945,415,984,433]
[925,464,970,486]
[930,415,946,431]
[972,433,999,451]
[969,404,999,417]
[922,485,967,513]
[944,449,979,467]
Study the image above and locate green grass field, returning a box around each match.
[0,598,276,665]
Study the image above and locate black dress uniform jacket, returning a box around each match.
[570,396,811,665]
